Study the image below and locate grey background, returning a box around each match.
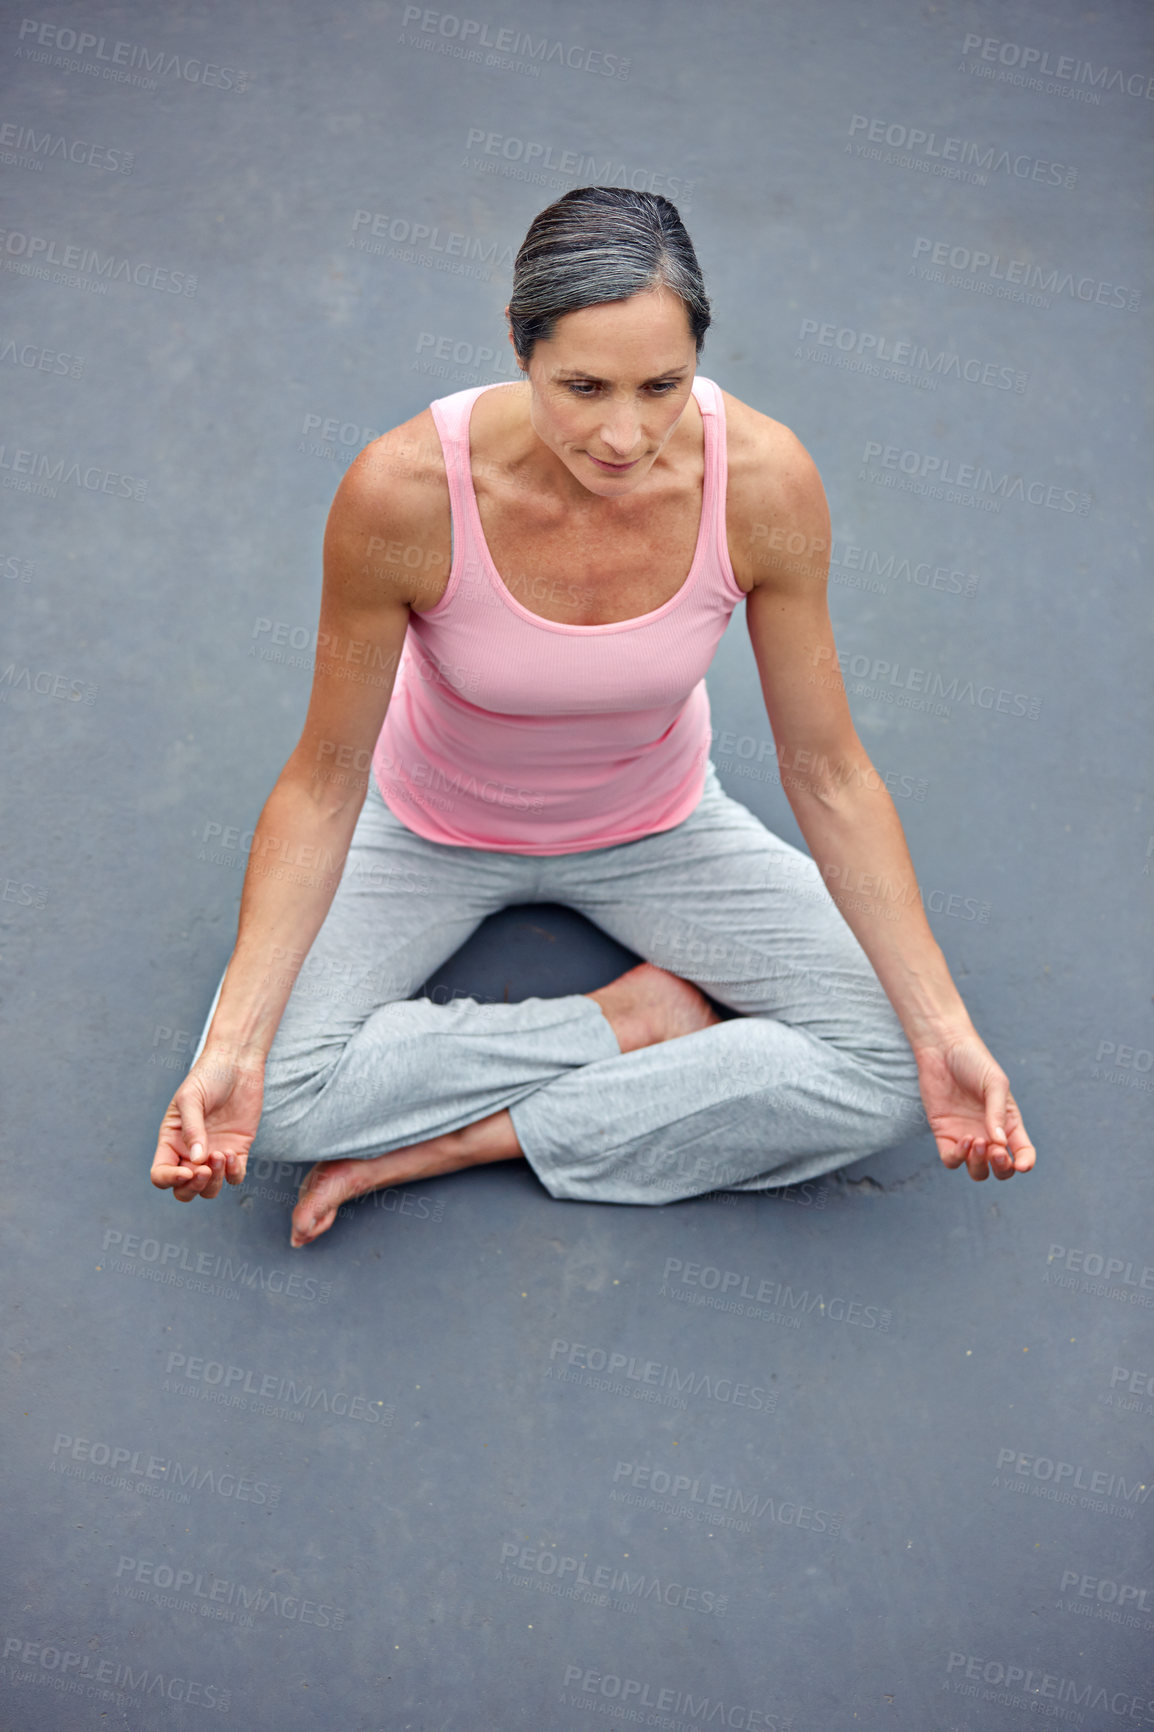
[1,1,1151,1727]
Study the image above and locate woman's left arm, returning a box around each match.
[734,417,1036,1183]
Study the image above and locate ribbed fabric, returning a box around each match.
[371,374,747,854]
[191,763,929,1200]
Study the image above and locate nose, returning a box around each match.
[596,409,641,460]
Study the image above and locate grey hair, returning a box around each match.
[506,186,711,369]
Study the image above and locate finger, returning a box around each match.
[966,1138,991,1182]
[939,1135,968,1170]
[173,1157,217,1201]
[225,1152,248,1186]
[989,1140,1014,1178]
[982,1143,1015,1175]
[178,1092,209,1166]
[173,1175,208,1201]
[199,1154,227,1200]
[983,1079,1015,1177]
[985,1076,1009,1148]
[1005,1104,1037,1173]
[151,1163,195,1191]
[184,1153,224,1200]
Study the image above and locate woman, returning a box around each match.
[151,187,1035,1245]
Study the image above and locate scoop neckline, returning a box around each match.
[458,377,710,635]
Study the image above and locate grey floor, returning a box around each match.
[2,1,1151,1727]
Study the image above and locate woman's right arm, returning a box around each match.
[151,428,445,1202]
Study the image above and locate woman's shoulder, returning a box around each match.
[710,385,829,592]
[349,406,455,539]
[713,384,814,473]
[331,406,452,609]
[357,404,449,501]
[714,384,826,522]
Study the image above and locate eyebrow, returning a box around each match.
[554,365,692,385]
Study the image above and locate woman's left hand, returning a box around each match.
[913,1028,1036,1181]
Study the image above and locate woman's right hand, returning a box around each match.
[150,1048,266,1202]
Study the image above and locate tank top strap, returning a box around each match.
[691,373,720,510]
[690,374,741,602]
[427,383,498,596]
[428,385,486,552]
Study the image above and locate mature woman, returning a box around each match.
[151,186,1035,1245]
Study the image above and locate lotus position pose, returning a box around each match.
[151,187,1035,1245]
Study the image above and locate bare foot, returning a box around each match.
[586,961,722,1053]
[291,1110,521,1247]
[291,962,719,1247]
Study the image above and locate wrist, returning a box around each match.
[196,1036,268,1072]
[891,948,977,1053]
[908,1009,977,1054]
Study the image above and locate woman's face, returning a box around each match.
[511,288,698,498]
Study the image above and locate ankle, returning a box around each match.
[586,983,653,1054]
[449,1111,522,1164]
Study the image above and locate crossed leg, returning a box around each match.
[237,764,927,1247]
[289,962,721,1245]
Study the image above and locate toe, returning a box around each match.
[291,1203,332,1247]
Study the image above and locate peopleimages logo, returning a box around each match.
[860,439,1091,515]
[0,337,84,378]
[162,1350,392,1425]
[559,1663,792,1730]
[945,1652,1154,1721]
[1060,1568,1153,1614]
[0,442,147,500]
[0,663,96,702]
[546,1338,776,1412]
[101,1229,331,1303]
[961,33,1154,101]
[847,114,1077,187]
[0,120,134,175]
[910,236,1140,311]
[798,319,1026,392]
[399,8,631,79]
[2,1634,230,1712]
[993,1447,1148,1511]
[460,129,692,203]
[114,1555,345,1630]
[811,644,1041,720]
[611,1460,843,1537]
[15,18,252,91]
[0,226,197,294]
[499,1539,728,1616]
[660,1257,893,1328]
[1046,1243,1154,1288]
[51,1431,280,1506]
[348,207,515,278]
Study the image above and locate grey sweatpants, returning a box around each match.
[191,762,929,1204]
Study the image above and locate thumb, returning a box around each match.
[937,1132,968,1169]
[984,1074,1008,1148]
[177,1090,210,1166]
[984,1074,1013,1172]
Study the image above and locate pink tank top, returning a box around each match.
[371,373,746,854]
